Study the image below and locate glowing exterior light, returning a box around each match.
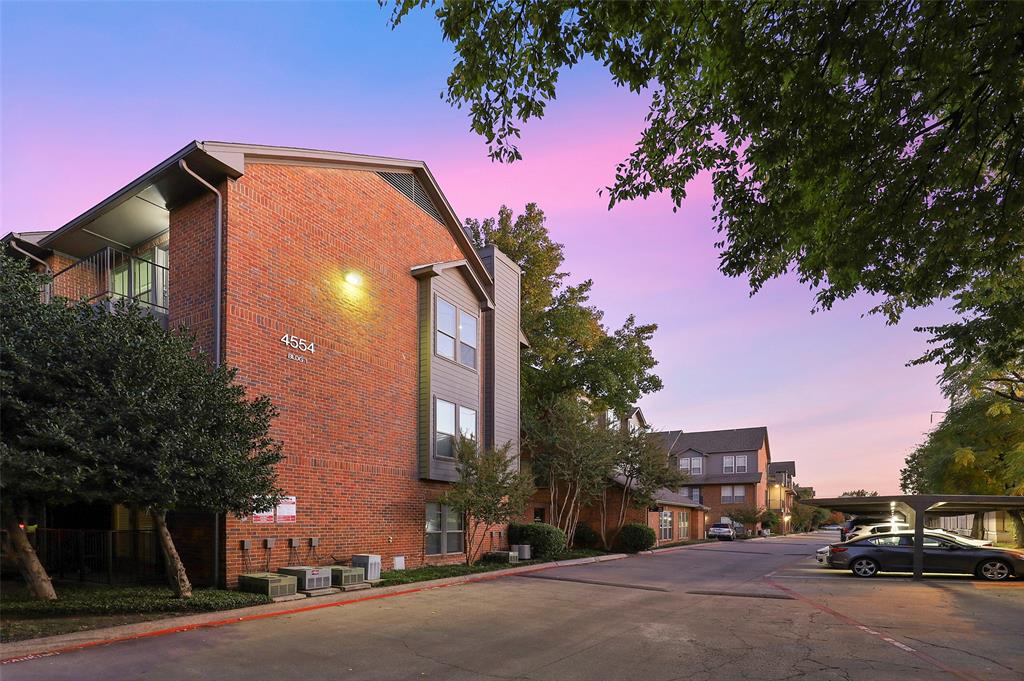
[344,271,364,286]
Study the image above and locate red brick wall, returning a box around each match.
[702,484,759,532]
[192,162,509,585]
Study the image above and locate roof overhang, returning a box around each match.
[40,141,244,257]
[411,260,495,310]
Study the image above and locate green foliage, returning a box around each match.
[507,522,567,560]
[442,438,535,563]
[391,1,1024,373]
[466,204,661,413]
[616,523,656,553]
[572,521,600,549]
[375,548,605,587]
[615,427,688,510]
[722,505,765,529]
[790,502,829,532]
[0,583,270,618]
[760,510,781,531]
[839,490,880,497]
[1,254,109,508]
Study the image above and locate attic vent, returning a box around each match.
[378,171,445,225]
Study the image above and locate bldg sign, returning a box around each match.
[276,496,297,523]
[252,508,275,524]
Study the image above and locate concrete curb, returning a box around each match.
[0,553,628,663]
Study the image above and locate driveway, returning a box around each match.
[4,532,1022,681]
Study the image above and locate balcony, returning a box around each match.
[51,247,169,328]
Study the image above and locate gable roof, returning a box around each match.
[656,427,768,456]
[38,141,492,287]
[768,461,796,477]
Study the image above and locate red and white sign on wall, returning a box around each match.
[252,508,275,524]
[276,496,297,523]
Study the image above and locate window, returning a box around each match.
[735,455,748,473]
[533,507,546,523]
[866,536,902,546]
[722,485,745,504]
[723,456,735,474]
[690,487,701,502]
[606,408,618,429]
[425,503,464,555]
[458,310,478,368]
[435,399,456,458]
[659,511,673,541]
[679,511,689,538]
[436,296,478,369]
[459,406,477,442]
[436,298,457,360]
[679,457,703,475]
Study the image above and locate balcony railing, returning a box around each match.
[51,247,169,327]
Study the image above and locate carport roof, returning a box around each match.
[798,494,1024,517]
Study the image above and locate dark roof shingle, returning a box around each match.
[656,427,768,456]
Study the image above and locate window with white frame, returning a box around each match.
[735,455,748,473]
[678,458,690,473]
[721,485,746,504]
[435,298,457,361]
[679,510,689,538]
[680,457,703,475]
[459,406,477,442]
[659,510,673,541]
[458,310,478,368]
[425,503,464,555]
[690,487,701,502]
[436,399,477,458]
[723,455,735,474]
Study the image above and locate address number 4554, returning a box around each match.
[281,334,316,353]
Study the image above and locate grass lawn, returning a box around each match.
[0,582,270,643]
[377,549,607,587]
[653,539,714,550]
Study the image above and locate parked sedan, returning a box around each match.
[827,531,1024,581]
[706,523,737,541]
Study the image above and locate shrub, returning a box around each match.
[508,522,566,559]
[616,523,656,553]
[573,521,600,549]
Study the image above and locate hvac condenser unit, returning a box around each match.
[278,566,333,591]
[330,566,366,587]
[351,554,382,581]
[484,551,519,564]
[238,572,298,598]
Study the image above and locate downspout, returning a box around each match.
[178,159,223,588]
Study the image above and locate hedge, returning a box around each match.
[508,522,566,559]
[616,523,656,553]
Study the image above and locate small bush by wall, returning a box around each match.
[508,522,567,559]
[616,523,656,553]
[573,521,600,549]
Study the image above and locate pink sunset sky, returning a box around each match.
[0,3,952,495]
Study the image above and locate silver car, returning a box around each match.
[707,523,737,541]
[827,531,1024,581]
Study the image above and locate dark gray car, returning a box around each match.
[827,531,1024,581]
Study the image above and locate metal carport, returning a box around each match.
[798,495,1024,580]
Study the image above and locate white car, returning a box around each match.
[815,545,830,566]
[707,523,737,541]
[850,523,993,547]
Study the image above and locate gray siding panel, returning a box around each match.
[478,246,521,464]
[423,268,483,482]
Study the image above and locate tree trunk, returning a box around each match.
[151,509,192,598]
[1008,510,1024,549]
[2,500,56,600]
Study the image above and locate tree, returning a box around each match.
[390,2,1024,372]
[723,505,766,533]
[85,302,285,597]
[900,393,1024,546]
[442,437,535,565]
[0,254,109,600]
[840,490,880,497]
[523,396,619,547]
[599,426,687,549]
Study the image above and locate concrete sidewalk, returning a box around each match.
[0,553,626,663]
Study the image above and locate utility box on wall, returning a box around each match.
[351,554,382,581]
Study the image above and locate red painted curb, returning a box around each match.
[0,558,615,665]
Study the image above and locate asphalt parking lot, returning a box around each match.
[4,531,1022,681]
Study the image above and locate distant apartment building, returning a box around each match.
[4,141,523,586]
[659,427,797,534]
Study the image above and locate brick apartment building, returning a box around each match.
[5,141,523,587]
[658,427,798,535]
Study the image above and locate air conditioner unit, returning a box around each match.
[330,566,366,587]
[238,572,298,598]
[278,566,332,591]
[351,554,382,581]
[484,551,519,564]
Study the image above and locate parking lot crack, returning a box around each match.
[900,636,1021,673]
